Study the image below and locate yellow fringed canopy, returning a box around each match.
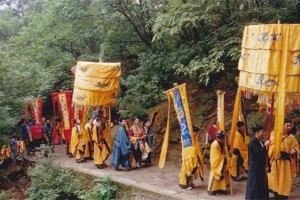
[230,24,300,159]
[72,61,121,106]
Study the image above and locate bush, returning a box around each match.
[0,135,9,148]
[0,190,9,200]
[25,150,81,200]
[79,175,118,200]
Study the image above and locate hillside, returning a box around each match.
[149,85,270,164]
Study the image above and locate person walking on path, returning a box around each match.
[207,130,230,196]
[143,118,154,166]
[205,122,217,147]
[111,116,131,171]
[129,117,148,169]
[71,119,86,163]
[21,118,30,154]
[245,124,270,200]
[93,117,111,169]
[29,121,43,150]
[268,119,299,199]
[232,121,248,181]
[43,118,54,147]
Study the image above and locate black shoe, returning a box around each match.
[232,177,242,182]
[115,167,119,171]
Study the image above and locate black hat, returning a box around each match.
[192,125,200,132]
[216,130,225,139]
[252,124,263,133]
[284,118,292,124]
[237,121,245,128]
[143,118,150,124]
[118,116,125,122]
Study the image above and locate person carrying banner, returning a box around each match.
[179,125,204,190]
[245,124,270,200]
[231,121,248,181]
[92,117,111,168]
[207,130,230,195]
[111,116,132,171]
[268,119,299,199]
[70,119,86,163]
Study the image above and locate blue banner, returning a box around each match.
[173,89,192,148]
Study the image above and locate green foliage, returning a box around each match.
[79,175,118,200]
[0,135,9,149]
[26,151,81,200]
[0,190,9,200]
[0,0,299,130]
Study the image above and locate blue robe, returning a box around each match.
[111,125,131,168]
[144,127,154,164]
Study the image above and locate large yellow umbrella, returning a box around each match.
[230,24,300,159]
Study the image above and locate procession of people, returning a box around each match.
[12,109,300,200]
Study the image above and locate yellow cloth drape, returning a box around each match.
[158,94,171,169]
[72,61,121,106]
[236,24,300,159]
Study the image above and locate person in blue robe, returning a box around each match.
[111,116,132,171]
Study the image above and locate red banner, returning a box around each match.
[29,98,43,122]
[52,91,73,143]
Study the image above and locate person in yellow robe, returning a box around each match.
[84,117,94,159]
[268,119,299,199]
[179,125,204,190]
[70,119,86,163]
[92,117,111,169]
[231,121,248,181]
[207,130,230,195]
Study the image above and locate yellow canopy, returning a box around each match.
[231,24,300,159]
[72,61,121,106]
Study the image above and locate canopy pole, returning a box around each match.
[265,93,275,189]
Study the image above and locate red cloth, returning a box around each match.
[30,125,43,139]
[207,125,217,143]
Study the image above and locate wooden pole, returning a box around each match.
[264,94,275,189]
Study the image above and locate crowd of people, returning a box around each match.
[12,113,300,199]
[206,119,299,199]
[69,115,154,171]
[20,117,54,154]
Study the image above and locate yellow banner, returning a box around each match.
[58,94,70,129]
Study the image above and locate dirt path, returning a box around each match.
[52,143,300,200]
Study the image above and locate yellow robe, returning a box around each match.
[92,125,111,165]
[71,126,84,160]
[178,135,205,187]
[231,130,248,177]
[194,136,204,180]
[207,140,228,194]
[268,132,299,196]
